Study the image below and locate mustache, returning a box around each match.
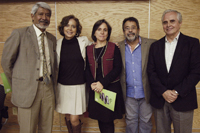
[39,20,49,23]
[127,33,135,36]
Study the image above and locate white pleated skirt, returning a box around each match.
[55,83,86,115]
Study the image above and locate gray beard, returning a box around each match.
[35,24,49,30]
[125,34,138,42]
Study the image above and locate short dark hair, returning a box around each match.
[58,15,82,37]
[122,17,140,31]
[91,19,112,42]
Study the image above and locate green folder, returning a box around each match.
[95,89,117,111]
[1,73,12,94]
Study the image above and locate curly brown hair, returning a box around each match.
[58,15,82,37]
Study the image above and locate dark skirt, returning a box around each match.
[88,81,125,122]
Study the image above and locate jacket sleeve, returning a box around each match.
[85,47,95,86]
[147,43,168,97]
[82,36,93,46]
[1,29,20,85]
[174,38,200,97]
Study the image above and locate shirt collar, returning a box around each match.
[33,24,46,37]
[165,32,180,43]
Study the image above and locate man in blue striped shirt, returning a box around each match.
[119,17,156,133]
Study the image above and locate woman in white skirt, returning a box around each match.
[56,15,91,133]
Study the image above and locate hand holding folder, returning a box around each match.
[95,89,117,111]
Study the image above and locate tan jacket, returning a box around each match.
[119,37,156,103]
[1,25,57,108]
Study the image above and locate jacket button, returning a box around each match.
[37,68,39,70]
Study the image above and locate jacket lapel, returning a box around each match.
[141,37,148,73]
[159,37,168,74]
[169,33,184,73]
[77,37,87,59]
[28,25,39,56]
[46,32,54,69]
[56,38,63,65]
[119,40,126,69]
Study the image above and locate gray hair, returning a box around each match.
[161,9,182,23]
[31,2,52,16]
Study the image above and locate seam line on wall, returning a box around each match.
[55,2,57,39]
[148,0,151,38]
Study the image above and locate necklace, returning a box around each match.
[95,45,105,69]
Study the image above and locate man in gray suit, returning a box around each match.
[1,2,57,133]
[119,17,156,133]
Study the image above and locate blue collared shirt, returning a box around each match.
[125,37,145,99]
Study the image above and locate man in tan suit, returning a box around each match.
[1,2,57,133]
[119,17,156,133]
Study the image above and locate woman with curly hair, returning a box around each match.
[56,15,91,133]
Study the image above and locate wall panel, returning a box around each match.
[149,0,200,40]
[56,1,150,42]
[0,2,56,42]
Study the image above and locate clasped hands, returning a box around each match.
[162,90,178,103]
[91,81,103,93]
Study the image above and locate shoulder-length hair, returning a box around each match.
[58,15,82,37]
[91,19,112,42]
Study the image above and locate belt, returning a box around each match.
[38,77,44,81]
[36,75,52,81]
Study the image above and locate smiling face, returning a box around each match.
[63,19,77,40]
[123,20,140,42]
[94,23,108,43]
[31,7,51,32]
[162,11,182,38]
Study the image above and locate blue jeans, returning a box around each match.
[125,97,152,133]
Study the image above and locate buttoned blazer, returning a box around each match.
[1,25,57,108]
[119,37,156,103]
[56,36,92,68]
[147,33,200,111]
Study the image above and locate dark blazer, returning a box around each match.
[119,37,156,103]
[147,33,200,111]
[1,25,57,108]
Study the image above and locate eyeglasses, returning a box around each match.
[124,27,137,31]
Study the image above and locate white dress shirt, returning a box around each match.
[33,24,51,77]
[165,32,180,72]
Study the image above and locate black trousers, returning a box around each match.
[98,120,114,133]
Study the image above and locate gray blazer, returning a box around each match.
[1,25,57,108]
[119,37,156,103]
